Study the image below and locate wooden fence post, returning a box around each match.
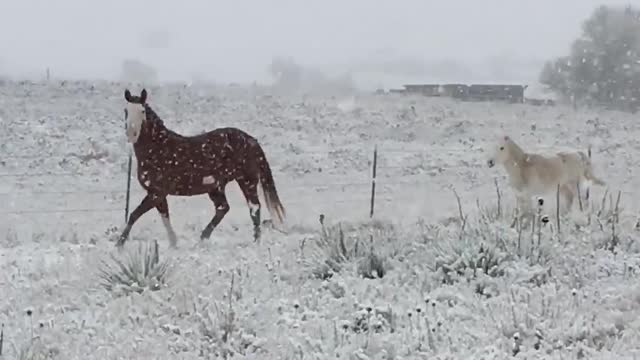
[586,146,592,202]
[0,323,4,356]
[369,146,378,218]
[124,120,133,223]
[556,183,561,234]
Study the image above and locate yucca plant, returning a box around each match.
[303,215,388,280]
[98,240,172,295]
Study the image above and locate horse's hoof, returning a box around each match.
[115,233,129,248]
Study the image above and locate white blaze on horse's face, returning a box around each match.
[125,102,146,143]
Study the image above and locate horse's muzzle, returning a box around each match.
[127,130,139,143]
[487,159,495,168]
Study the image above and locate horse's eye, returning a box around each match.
[499,146,504,151]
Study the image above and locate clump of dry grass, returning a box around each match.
[98,240,172,295]
[16,338,51,360]
[192,272,267,358]
[10,309,60,360]
[301,215,394,280]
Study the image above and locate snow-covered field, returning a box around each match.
[1,80,640,359]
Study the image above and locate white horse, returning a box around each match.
[487,135,605,222]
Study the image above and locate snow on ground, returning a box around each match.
[1,80,640,359]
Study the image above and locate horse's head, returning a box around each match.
[124,88,148,143]
[487,135,514,168]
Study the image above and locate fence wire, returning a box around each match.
[0,145,556,216]
[1,82,631,220]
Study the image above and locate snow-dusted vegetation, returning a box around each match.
[1,80,640,359]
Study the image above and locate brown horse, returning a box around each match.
[117,88,285,248]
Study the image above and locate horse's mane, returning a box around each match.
[504,136,526,161]
[144,104,185,140]
[143,104,164,126]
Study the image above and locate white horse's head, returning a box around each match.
[487,135,515,168]
[124,88,147,143]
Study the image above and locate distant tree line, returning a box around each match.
[268,56,355,95]
[540,5,640,112]
[120,59,157,85]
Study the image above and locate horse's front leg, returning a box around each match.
[559,184,575,214]
[156,197,178,248]
[117,193,161,247]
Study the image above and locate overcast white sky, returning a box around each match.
[0,0,635,83]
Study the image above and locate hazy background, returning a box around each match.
[0,0,634,87]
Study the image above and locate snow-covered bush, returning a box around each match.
[425,197,552,288]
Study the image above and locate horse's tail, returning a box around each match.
[585,167,606,186]
[256,146,286,225]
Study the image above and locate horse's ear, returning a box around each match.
[140,88,147,103]
[124,89,132,102]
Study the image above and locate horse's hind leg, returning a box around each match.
[238,178,261,242]
[117,193,160,247]
[201,189,230,240]
[156,198,178,248]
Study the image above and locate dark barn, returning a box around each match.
[403,84,441,96]
[439,84,469,99]
[468,84,527,103]
[382,83,528,103]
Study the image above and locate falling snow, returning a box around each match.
[1,80,640,359]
